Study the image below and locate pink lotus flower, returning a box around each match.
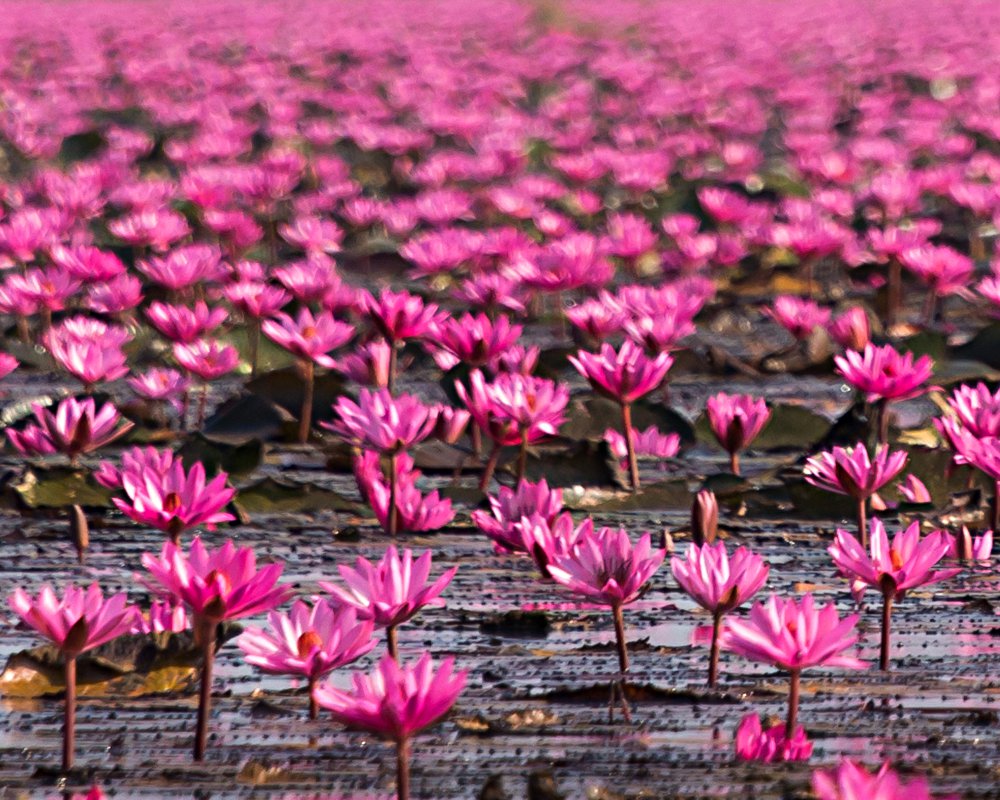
[706,393,771,475]
[239,599,375,718]
[945,526,993,563]
[273,256,341,304]
[803,443,908,546]
[569,340,673,490]
[95,446,176,490]
[546,525,665,722]
[353,450,455,535]
[141,537,290,761]
[720,594,865,738]
[130,600,189,635]
[110,209,191,251]
[456,370,568,488]
[900,244,974,320]
[835,344,934,442]
[113,458,235,542]
[472,478,564,554]
[127,368,190,414]
[830,520,959,669]
[426,312,522,371]
[944,382,1000,439]
[362,289,444,390]
[671,541,769,686]
[223,281,290,319]
[173,338,240,381]
[812,759,959,800]
[0,353,18,380]
[6,397,134,461]
[603,426,680,467]
[764,296,831,340]
[829,307,871,351]
[691,489,719,546]
[735,712,812,763]
[517,512,591,578]
[621,312,697,353]
[313,653,466,800]
[332,340,393,388]
[565,297,625,343]
[146,301,227,343]
[44,318,130,389]
[320,546,456,660]
[898,474,931,504]
[87,274,143,315]
[9,583,139,770]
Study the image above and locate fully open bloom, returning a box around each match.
[353,451,455,535]
[173,338,240,381]
[834,343,934,403]
[327,389,438,453]
[764,295,831,340]
[113,459,235,542]
[261,308,354,367]
[239,600,375,718]
[320,546,456,659]
[146,301,227,343]
[672,541,769,686]
[829,520,960,670]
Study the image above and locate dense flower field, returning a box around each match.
[0,0,999,797]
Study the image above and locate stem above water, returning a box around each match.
[622,403,640,492]
[479,442,501,490]
[857,498,868,548]
[785,669,800,739]
[708,612,722,688]
[194,619,217,762]
[396,736,411,800]
[387,452,399,536]
[387,624,398,661]
[62,654,77,772]
[298,359,314,444]
[880,591,895,672]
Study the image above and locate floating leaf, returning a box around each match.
[235,477,358,513]
[247,367,347,428]
[176,432,263,476]
[10,466,112,509]
[203,394,294,443]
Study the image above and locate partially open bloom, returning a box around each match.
[130,600,189,635]
[568,340,673,405]
[146,301,227,343]
[812,759,959,800]
[332,340,393,387]
[834,343,934,403]
[8,583,139,656]
[472,479,564,554]
[945,526,993,563]
[353,451,455,534]
[706,393,771,475]
[362,289,444,343]
[517,512,591,578]
[673,541,769,686]
[127,368,190,412]
[6,397,134,460]
[829,307,871,351]
[427,313,522,371]
[45,319,130,387]
[804,444,908,501]
[314,652,466,743]
[735,713,812,763]
[944,382,1000,439]
[113,459,235,541]
[897,474,932,504]
[764,295,831,340]
[262,308,353,367]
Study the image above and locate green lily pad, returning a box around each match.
[561,396,695,445]
[694,403,832,451]
[11,466,113,509]
[590,477,691,511]
[235,477,358,513]
[176,432,263,476]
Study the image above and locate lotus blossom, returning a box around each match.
[569,340,673,490]
[834,344,934,442]
[314,653,466,800]
[331,339,393,388]
[829,520,959,670]
[362,290,444,392]
[9,584,139,770]
[812,759,959,800]
[113,458,235,543]
[353,450,455,535]
[239,600,375,719]
[720,594,866,738]
[735,712,812,763]
[472,478,564,554]
[603,426,680,469]
[130,600,190,635]
[945,526,993,563]
[44,318,131,389]
[944,382,1000,439]
[764,295,831,340]
[547,525,665,721]
[803,443,908,546]
[456,370,568,488]
[141,537,290,761]
[146,301,227,343]
[6,397,134,461]
[829,307,871,351]
[127,368,190,416]
[672,541,769,686]
[705,393,771,475]
[427,312,522,371]
[320,546,457,659]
